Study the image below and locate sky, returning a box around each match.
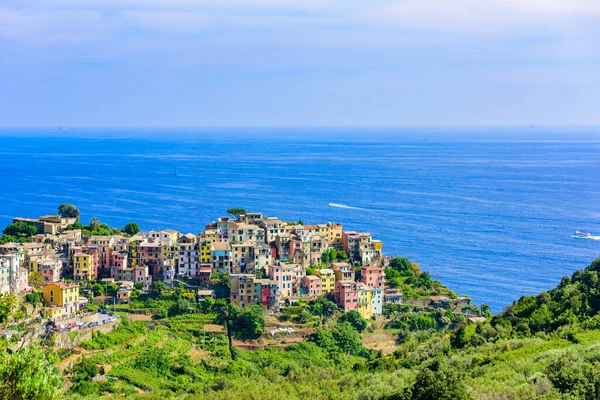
[1,0,600,127]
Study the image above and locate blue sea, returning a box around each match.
[1,127,599,312]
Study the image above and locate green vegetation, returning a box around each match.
[28,271,45,289]
[5,254,600,400]
[3,221,38,237]
[226,208,248,218]
[67,217,124,237]
[58,203,80,219]
[338,310,368,332]
[123,222,141,236]
[0,220,37,244]
[0,345,62,400]
[320,248,350,264]
[386,257,456,299]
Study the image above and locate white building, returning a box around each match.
[0,254,29,294]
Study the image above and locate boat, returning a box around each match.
[572,231,592,239]
[173,168,177,176]
[57,126,68,130]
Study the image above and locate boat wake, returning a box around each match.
[328,202,367,211]
[572,235,600,241]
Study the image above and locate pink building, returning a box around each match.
[199,264,212,283]
[268,263,305,298]
[139,242,162,275]
[302,275,322,299]
[40,259,63,284]
[112,251,128,270]
[361,265,385,289]
[334,280,359,312]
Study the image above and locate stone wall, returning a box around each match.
[53,320,119,349]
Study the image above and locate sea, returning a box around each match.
[1,126,599,312]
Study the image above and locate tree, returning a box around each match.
[0,293,17,326]
[411,262,421,276]
[123,222,140,236]
[0,345,63,400]
[88,217,100,231]
[214,300,236,360]
[230,305,265,338]
[58,203,80,219]
[150,281,168,294]
[481,304,492,318]
[389,257,413,276]
[407,361,473,400]
[211,272,230,290]
[105,282,119,296]
[321,248,339,265]
[200,296,216,313]
[226,208,248,218]
[338,310,368,332]
[92,284,105,297]
[313,322,364,356]
[168,297,195,316]
[66,220,84,230]
[155,308,168,319]
[309,297,338,326]
[28,272,45,289]
[3,221,38,237]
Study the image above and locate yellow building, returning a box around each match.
[321,223,343,249]
[357,284,373,319]
[127,240,142,267]
[200,238,213,264]
[319,268,336,294]
[200,230,218,242]
[42,282,80,318]
[161,244,178,270]
[73,253,94,282]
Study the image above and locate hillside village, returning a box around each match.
[0,205,480,347]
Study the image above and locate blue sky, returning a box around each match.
[1,0,599,127]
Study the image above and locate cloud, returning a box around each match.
[0,7,105,43]
[374,0,600,34]
[122,11,213,33]
[1,0,599,46]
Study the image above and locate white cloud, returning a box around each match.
[122,11,213,33]
[0,7,105,43]
[1,0,599,45]
[374,0,600,34]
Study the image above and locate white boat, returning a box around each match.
[572,231,592,239]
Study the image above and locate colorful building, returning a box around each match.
[331,262,354,282]
[360,265,385,289]
[302,275,322,299]
[0,254,29,294]
[73,253,95,282]
[200,238,213,264]
[42,282,82,318]
[268,263,305,298]
[211,241,231,273]
[318,268,336,294]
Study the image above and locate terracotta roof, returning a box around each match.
[47,282,78,289]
